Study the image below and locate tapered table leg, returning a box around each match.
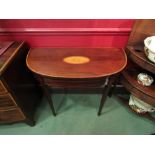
[108,74,120,97]
[43,85,56,116]
[98,76,114,116]
[25,118,35,126]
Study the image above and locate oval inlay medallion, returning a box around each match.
[63,56,90,64]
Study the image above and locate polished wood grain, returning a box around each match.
[0,41,42,126]
[27,47,127,116]
[0,107,25,123]
[126,46,155,74]
[0,42,23,75]
[0,93,17,109]
[123,20,155,106]
[0,41,13,56]
[115,20,155,122]
[127,19,155,46]
[27,48,127,79]
[121,75,155,107]
[36,75,107,88]
[122,67,155,99]
[0,80,7,94]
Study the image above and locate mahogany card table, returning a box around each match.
[26,48,127,116]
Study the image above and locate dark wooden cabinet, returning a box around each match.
[0,41,42,126]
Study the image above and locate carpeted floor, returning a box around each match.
[0,93,155,135]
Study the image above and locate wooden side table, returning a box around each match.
[26,48,127,116]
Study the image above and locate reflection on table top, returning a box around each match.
[26,48,127,79]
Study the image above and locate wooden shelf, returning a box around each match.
[126,45,155,74]
[114,94,155,122]
[122,67,155,106]
[116,20,155,122]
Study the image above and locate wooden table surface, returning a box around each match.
[26,48,127,79]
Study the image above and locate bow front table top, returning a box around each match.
[26,48,127,116]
